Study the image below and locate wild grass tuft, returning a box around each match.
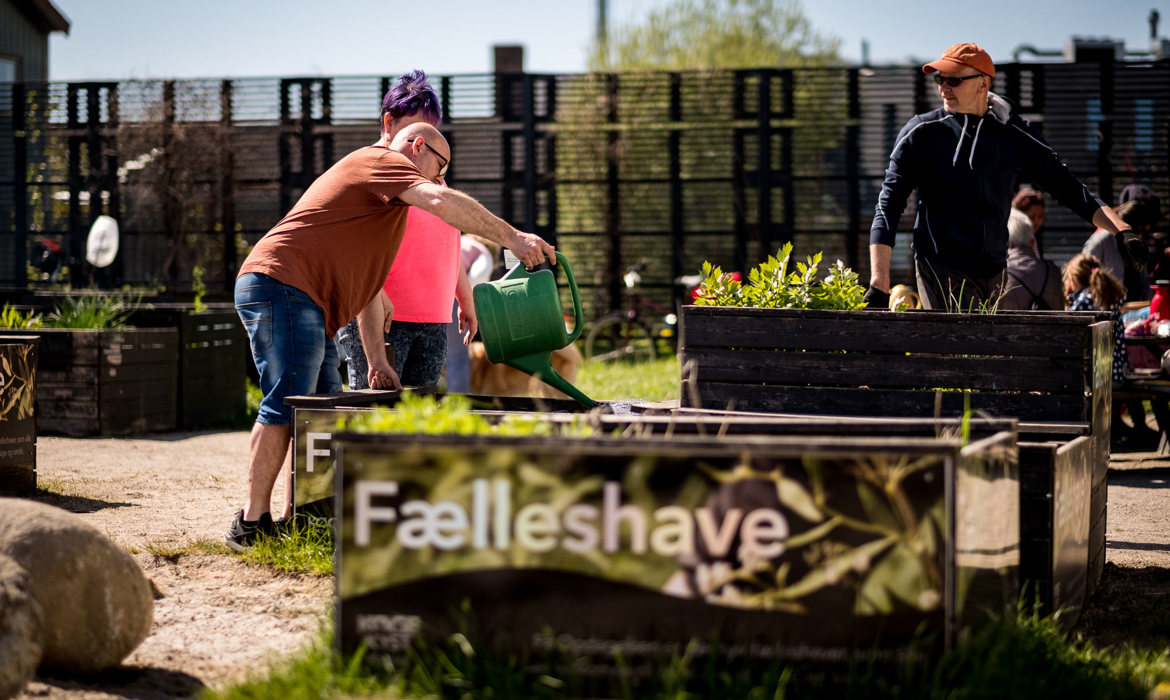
[237,516,334,576]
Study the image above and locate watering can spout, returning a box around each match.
[505,353,596,408]
[473,252,596,408]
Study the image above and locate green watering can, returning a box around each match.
[473,251,595,407]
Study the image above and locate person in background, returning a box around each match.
[1083,184,1163,300]
[1012,186,1046,240]
[337,204,476,391]
[1001,208,1063,310]
[1064,253,1128,385]
[444,235,495,394]
[335,71,474,391]
[867,43,1141,311]
[229,115,555,551]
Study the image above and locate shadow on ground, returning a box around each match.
[26,666,206,700]
[1073,563,1170,650]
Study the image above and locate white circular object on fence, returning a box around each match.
[85,215,119,268]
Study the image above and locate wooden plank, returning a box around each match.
[681,307,1107,357]
[682,382,1090,422]
[681,347,1086,394]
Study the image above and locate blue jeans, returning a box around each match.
[235,272,341,425]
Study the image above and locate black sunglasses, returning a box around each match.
[419,140,449,179]
[932,73,983,88]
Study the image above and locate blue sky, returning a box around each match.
[49,0,1167,81]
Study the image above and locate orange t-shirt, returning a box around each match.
[382,207,461,323]
[238,146,430,335]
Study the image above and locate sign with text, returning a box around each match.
[335,430,1017,662]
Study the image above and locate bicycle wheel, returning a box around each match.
[584,314,658,363]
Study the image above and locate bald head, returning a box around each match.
[389,123,450,182]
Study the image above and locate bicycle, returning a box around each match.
[584,261,681,363]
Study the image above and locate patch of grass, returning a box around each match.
[143,538,225,559]
[245,378,262,418]
[204,610,1170,699]
[236,516,333,576]
[34,478,69,494]
[574,354,679,403]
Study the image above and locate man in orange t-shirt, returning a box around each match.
[229,120,555,551]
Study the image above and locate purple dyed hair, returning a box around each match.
[381,70,442,124]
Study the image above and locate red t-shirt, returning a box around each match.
[239,146,430,335]
[382,207,461,323]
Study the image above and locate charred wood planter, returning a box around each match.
[0,336,38,494]
[131,304,248,429]
[678,305,1113,609]
[23,327,178,437]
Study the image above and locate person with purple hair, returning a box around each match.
[335,70,478,393]
[227,72,555,552]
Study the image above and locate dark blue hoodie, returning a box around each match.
[870,93,1105,277]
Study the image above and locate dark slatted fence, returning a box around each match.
[1,61,1167,321]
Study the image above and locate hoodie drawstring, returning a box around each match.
[951,115,968,167]
[968,117,985,169]
[951,114,985,169]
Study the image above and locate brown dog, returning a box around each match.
[467,341,583,399]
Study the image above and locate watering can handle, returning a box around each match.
[500,251,584,344]
[556,252,585,344]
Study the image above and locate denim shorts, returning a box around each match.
[235,272,341,425]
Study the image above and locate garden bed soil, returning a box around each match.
[11,432,1170,699]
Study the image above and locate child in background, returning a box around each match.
[1063,253,1127,385]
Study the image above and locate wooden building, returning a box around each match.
[0,0,70,83]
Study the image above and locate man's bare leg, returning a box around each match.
[243,421,292,521]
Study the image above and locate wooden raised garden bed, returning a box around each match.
[131,304,248,429]
[23,327,179,436]
[331,423,1018,665]
[679,306,1112,610]
[0,336,38,495]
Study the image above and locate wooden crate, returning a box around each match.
[679,306,1113,599]
[333,426,1018,664]
[0,336,37,495]
[132,305,248,429]
[26,328,178,436]
[288,391,596,519]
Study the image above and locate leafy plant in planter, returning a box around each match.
[0,304,43,329]
[694,242,867,310]
[350,392,596,437]
[45,294,145,329]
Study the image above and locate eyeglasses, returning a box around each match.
[932,73,983,88]
[418,140,449,180]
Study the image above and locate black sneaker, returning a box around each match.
[224,510,275,552]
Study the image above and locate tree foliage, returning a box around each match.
[591,0,842,72]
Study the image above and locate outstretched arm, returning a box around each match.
[398,182,555,269]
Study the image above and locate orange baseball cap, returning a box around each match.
[922,43,996,78]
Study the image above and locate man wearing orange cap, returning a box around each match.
[866,42,1141,311]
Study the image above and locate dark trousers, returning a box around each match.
[916,259,1010,312]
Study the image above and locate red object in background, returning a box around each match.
[690,272,742,302]
[1151,282,1170,322]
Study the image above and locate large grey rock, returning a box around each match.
[0,498,153,672]
[0,553,42,700]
